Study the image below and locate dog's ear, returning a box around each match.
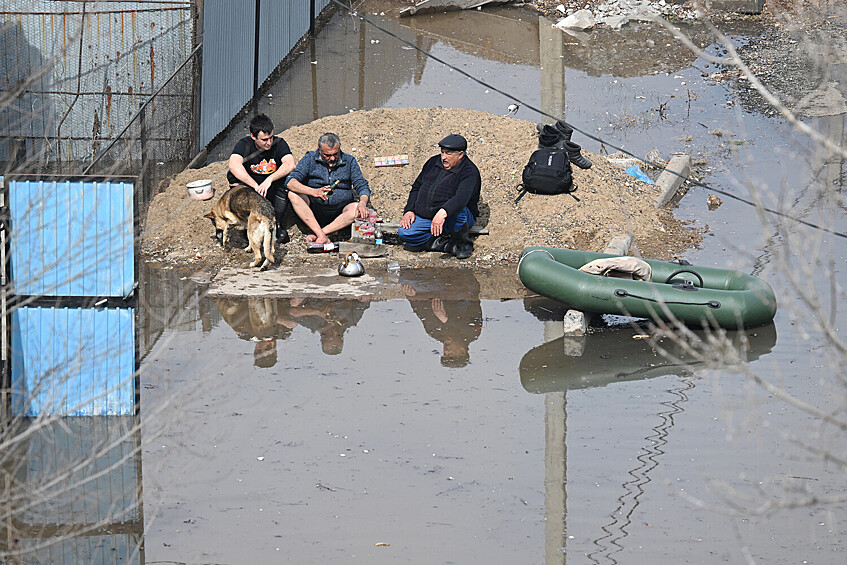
[204,211,215,219]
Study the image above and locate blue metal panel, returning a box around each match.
[11,306,136,416]
[9,179,134,297]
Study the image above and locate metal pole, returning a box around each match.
[82,44,201,175]
[0,177,9,426]
[191,0,205,158]
[253,0,261,99]
[139,104,149,205]
[310,0,316,37]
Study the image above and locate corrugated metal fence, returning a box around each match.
[199,0,331,146]
[2,0,335,201]
[1,174,142,561]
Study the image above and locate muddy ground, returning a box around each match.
[142,107,702,274]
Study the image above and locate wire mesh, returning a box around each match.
[0,1,196,177]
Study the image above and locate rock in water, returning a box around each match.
[553,9,595,31]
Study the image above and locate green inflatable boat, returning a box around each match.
[518,247,777,329]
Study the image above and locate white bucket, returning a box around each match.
[187,179,214,200]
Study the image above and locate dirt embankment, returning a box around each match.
[142,107,701,273]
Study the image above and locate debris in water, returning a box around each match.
[707,194,723,210]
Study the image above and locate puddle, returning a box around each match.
[5,3,846,563]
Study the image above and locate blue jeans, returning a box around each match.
[397,207,475,247]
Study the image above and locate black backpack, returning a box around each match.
[515,147,578,203]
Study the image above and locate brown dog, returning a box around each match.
[204,184,276,270]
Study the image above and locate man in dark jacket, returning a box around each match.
[398,134,481,259]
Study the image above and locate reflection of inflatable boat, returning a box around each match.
[519,323,777,394]
[518,247,778,329]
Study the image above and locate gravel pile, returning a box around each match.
[142,107,701,274]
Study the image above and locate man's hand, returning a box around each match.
[314,186,330,201]
[401,283,416,297]
[256,178,272,197]
[356,200,369,219]
[430,209,447,236]
[431,298,448,324]
[401,211,416,229]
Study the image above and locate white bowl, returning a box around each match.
[187,179,214,200]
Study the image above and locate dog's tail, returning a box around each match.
[260,220,275,271]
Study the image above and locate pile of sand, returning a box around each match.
[141,107,700,272]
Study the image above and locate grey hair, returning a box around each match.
[318,132,340,150]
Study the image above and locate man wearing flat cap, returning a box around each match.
[398,134,481,259]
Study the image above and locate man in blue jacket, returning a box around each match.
[398,134,480,260]
[286,133,371,245]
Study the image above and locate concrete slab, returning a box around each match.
[562,310,588,336]
[207,266,406,300]
[338,241,389,257]
[654,153,691,208]
[603,234,634,257]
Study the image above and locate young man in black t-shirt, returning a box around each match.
[227,114,297,244]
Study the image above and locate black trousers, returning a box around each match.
[267,183,289,227]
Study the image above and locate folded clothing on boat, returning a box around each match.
[578,256,652,281]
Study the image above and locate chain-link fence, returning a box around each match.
[1,1,198,204]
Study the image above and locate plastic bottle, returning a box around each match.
[374,225,383,245]
[306,241,339,253]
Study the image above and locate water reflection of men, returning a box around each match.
[292,298,370,355]
[214,298,318,368]
[400,269,483,367]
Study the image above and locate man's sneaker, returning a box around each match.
[276,229,290,244]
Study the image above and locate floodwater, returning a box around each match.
[8,2,846,564]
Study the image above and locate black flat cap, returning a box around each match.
[438,134,467,151]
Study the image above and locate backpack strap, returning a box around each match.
[514,183,529,204]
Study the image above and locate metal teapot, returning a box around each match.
[338,251,365,277]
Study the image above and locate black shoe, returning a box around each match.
[403,242,428,252]
[426,235,454,253]
[538,124,563,149]
[565,141,592,169]
[276,229,290,244]
[555,119,573,143]
[452,240,474,260]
